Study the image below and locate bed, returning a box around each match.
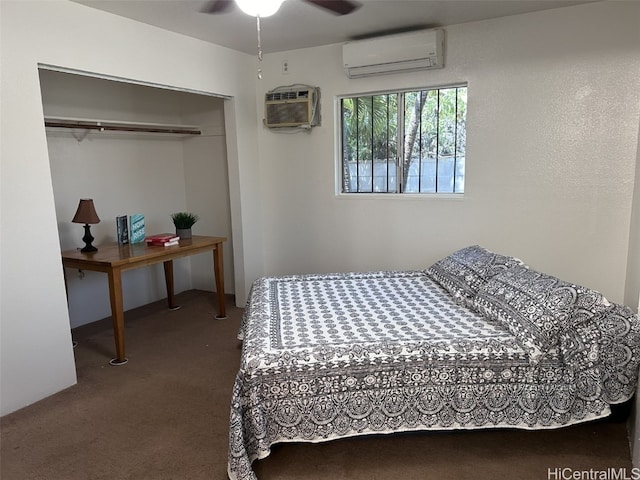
[227,246,640,480]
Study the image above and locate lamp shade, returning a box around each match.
[236,0,284,17]
[72,199,100,224]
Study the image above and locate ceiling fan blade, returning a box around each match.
[200,0,234,14]
[303,0,361,16]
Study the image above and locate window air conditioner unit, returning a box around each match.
[342,29,444,79]
[264,87,320,128]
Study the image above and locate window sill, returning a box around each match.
[334,192,465,200]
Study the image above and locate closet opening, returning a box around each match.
[38,66,235,363]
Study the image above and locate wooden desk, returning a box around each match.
[62,235,226,365]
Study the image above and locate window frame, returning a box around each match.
[335,83,468,198]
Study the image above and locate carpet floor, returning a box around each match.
[0,290,634,480]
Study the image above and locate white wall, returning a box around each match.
[0,0,262,415]
[626,121,640,309]
[627,108,640,468]
[256,1,640,305]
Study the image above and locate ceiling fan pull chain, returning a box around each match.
[256,15,263,79]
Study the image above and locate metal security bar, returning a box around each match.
[340,85,465,195]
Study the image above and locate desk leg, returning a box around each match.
[107,268,128,365]
[163,260,180,311]
[62,265,69,305]
[62,267,78,348]
[213,244,226,319]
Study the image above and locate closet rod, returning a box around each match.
[44,119,201,135]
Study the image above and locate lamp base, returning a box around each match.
[81,224,98,253]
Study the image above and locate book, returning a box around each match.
[146,233,180,247]
[147,239,179,247]
[116,215,129,245]
[129,214,145,244]
[145,233,180,244]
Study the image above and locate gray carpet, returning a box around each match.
[0,290,633,480]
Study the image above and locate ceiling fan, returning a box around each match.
[202,0,361,79]
[202,0,361,17]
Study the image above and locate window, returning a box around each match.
[340,85,467,194]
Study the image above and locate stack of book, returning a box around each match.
[146,233,180,247]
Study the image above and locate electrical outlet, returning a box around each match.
[282,60,290,75]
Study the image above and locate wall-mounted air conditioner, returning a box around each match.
[342,29,444,78]
[264,87,320,128]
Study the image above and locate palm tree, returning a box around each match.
[342,88,466,193]
[402,90,428,191]
[342,95,397,192]
[402,88,466,192]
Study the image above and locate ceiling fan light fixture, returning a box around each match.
[236,0,284,17]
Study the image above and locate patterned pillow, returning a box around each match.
[595,303,640,403]
[559,314,602,401]
[473,265,610,364]
[425,245,525,308]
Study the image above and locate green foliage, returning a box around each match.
[341,94,398,163]
[343,88,466,161]
[342,86,467,192]
[171,212,199,229]
[403,87,466,159]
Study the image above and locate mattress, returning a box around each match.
[227,270,618,480]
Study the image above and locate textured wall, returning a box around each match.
[256,2,640,305]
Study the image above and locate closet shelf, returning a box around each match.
[44,116,201,137]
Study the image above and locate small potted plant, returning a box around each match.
[171,212,199,239]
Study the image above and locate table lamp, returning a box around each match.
[72,198,101,252]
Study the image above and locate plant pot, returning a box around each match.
[176,228,192,239]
